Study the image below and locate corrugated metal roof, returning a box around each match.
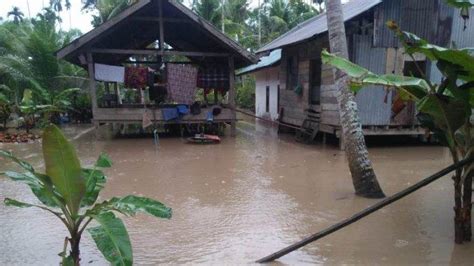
[257,0,382,53]
[236,49,281,75]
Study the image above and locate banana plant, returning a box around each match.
[321,22,473,243]
[19,89,43,133]
[40,88,82,123]
[1,125,172,265]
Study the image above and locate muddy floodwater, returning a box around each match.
[1,121,473,265]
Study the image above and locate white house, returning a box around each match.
[237,49,281,121]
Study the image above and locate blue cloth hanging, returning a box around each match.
[162,108,179,121]
[206,110,214,122]
[177,105,189,115]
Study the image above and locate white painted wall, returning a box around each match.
[254,66,280,121]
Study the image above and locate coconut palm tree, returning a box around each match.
[192,0,222,28]
[83,0,137,27]
[324,0,385,198]
[7,7,24,24]
[0,9,86,122]
[49,0,72,12]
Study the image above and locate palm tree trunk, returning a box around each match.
[26,0,31,18]
[325,0,385,198]
[462,165,472,242]
[258,0,262,46]
[221,0,225,33]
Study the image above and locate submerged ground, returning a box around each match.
[1,121,473,265]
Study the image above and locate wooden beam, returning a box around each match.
[90,48,229,57]
[132,17,191,23]
[228,56,237,137]
[158,0,165,54]
[56,0,151,59]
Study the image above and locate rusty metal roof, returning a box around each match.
[257,0,382,53]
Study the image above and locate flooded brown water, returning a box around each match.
[1,122,473,265]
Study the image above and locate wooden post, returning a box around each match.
[158,0,165,55]
[87,52,98,111]
[104,82,111,107]
[87,52,99,137]
[114,82,122,105]
[228,56,236,137]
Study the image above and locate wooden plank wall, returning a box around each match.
[279,39,339,127]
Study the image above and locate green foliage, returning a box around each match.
[0,85,12,128]
[43,125,84,215]
[88,212,133,266]
[236,75,255,109]
[1,125,172,265]
[7,7,24,24]
[84,0,137,28]
[0,8,88,130]
[445,0,474,8]
[322,24,473,185]
[193,0,222,27]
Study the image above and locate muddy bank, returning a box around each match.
[0,121,472,265]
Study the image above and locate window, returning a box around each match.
[286,56,298,90]
[309,58,322,104]
[266,86,270,113]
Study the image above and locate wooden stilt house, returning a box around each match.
[56,0,257,136]
[253,0,474,146]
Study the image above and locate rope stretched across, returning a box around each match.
[233,108,303,131]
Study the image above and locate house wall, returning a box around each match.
[279,39,338,127]
[373,0,454,47]
[254,66,280,121]
[430,8,474,84]
[277,0,470,131]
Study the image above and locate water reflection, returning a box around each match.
[0,121,472,265]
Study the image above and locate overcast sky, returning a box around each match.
[0,0,336,34]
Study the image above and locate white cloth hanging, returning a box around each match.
[94,63,125,83]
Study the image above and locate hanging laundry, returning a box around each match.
[176,105,189,115]
[142,109,152,129]
[167,63,198,104]
[94,63,125,83]
[206,110,214,122]
[197,67,230,90]
[125,67,148,88]
[162,108,179,121]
